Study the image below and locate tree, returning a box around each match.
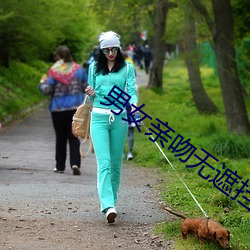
[191,0,250,134]
[232,0,250,39]
[91,0,155,47]
[148,0,177,89]
[184,1,218,114]
[0,0,98,66]
[232,0,250,96]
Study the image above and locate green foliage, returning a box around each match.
[128,58,250,249]
[92,0,155,45]
[154,221,181,240]
[232,0,250,39]
[210,193,237,210]
[0,0,100,66]
[236,37,250,95]
[0,60,49,122]
[201,121,217,136]
[165,2,184,44]
[208,134,250,159]
[165,0,213,45]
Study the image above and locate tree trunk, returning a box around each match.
[147,0,168,89]
[191,0,250,134]
[212,0,250,134]
[184,4,218,114]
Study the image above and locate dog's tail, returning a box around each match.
[161,206,187,220]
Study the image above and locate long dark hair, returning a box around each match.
[95,48,126,75]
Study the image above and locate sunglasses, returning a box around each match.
[102,47,119,55]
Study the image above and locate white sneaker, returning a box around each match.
[127,152,133,160]
[105,207,117,223]
[53,168,64,173]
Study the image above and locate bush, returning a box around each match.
[208,134,250,159]
[0,60,48,123]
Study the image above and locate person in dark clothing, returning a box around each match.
[39,45,88,175]
[143,44,152,74]
[133,45,144,69]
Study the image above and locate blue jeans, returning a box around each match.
[90,111,128,212]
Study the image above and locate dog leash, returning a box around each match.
[142,121,209,218]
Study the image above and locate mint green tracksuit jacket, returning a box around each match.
[88,62,138,212]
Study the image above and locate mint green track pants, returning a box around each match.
[90,111,128,212]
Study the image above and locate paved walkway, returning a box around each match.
[135,68,149,87]
[0,106,163,223]
[0,71,173,249]
[0,69,156,222]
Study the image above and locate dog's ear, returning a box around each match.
[227,230,230,241]
[213,231,217,240]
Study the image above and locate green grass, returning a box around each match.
[2,57,250,249]
[208,134,250,159]
[0,60,50,123]
[127,58,250,250]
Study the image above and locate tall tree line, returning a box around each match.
[95,0,250,134]
[190,0,250,134]
[0,0,249,134]
[0,0,98,67]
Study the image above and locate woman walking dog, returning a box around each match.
[85,31,138,223]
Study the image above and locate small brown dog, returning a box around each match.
[162,207,231,249]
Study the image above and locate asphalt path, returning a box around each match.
[0,106,166,223]
[0,69,173,249]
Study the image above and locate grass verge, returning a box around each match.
[126,58,250,250]
[1,58,249,249]
[0,60,50,125]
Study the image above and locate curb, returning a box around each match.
[0,100,48,128]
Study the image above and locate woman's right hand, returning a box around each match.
[131,103,138,115]
[85,86,95,97]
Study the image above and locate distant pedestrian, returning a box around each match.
[134,45,144,69]
[125,100,140,160]
[143,44,152,74]
[39,45,88,175]
[85,31,138,223]
[86,46,99,71]
[123,52,138,160]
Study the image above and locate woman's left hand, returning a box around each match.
[85,86,96,97]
